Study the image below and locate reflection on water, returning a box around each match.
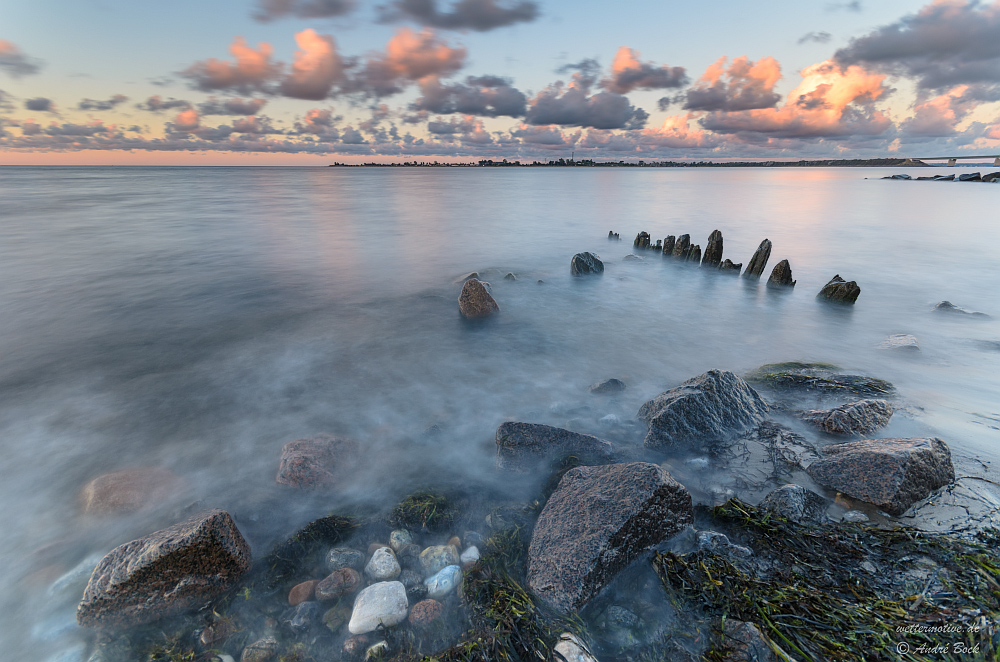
[0,166,998,660]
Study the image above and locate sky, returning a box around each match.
[1,0,1000,164]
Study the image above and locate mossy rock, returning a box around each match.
[745,362,893,397]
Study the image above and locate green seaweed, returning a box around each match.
[390,491,456,532]
[744,362,894,397]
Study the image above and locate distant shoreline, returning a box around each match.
[329,158,967,168]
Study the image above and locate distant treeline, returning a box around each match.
[329,158,929,168]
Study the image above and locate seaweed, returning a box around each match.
[745,362,894,397]
[654,499,1000,661]
[390,492,457,533]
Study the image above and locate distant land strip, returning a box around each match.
[329,158,950,168]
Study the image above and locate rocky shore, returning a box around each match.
[51,234,1000,662]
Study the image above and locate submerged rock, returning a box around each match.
[806,437,954,516]
[276,434,360,489]
[934,301,990,318]
[637,370,769,452]
[817,275,860,304]
[687,244,702,263]
[758,485,828,524]
[527,462,693,613]
[634,231,651,249]
[458,278,500,319]
[766,259,795,288]
[742,239,772,279]
[316,568,362,601]
[662,235,676,256]
[588,378,626,395]
[702,230,724,268]
[672,234,691,259]
[79,468,184,516]
[801,399,894,436]
[745,362,894,397]
[504,272,516,281]
[288,580,319,605]
[241,637,278,662]
[879,334,919,351]
[718,259,742,274]
[495,422,614,472]
[77,509,251,628]
[571,252,605,276]
[348,581,409,635]
[623,254,644,262]
[408,599,444,628]
[958,172,981,182]
[419,545,459,576]
[289,600,321,631]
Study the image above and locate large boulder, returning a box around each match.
[458,278,500,318]
[495,422,614,472]
[766,259,795,288]
[77,509,251,628]
[571,252,605,276]
[527,462,692,613]
[801,399,893,436]
[806,437,954,516]
[276,434,360,489]
[79,468,184,515]
[637,370,769,451]
[817,275,860,304]
[742,239,772,279]
[702,230,724,268]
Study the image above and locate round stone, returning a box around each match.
[323,604,351,632]
[389,530,413,552]
[288,580,319,606]
[326,547,365,572]
[316,568,361,601]
[424,565,462,601]
[419,545,459,576]
[364,547,401,582]
[408,599,444,628]
[348,581,409,635]
[240,637,278,662]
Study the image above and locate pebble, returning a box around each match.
[316,568,362,601]
[217,656,236,662]
[464,531,485,548]
[554,633,598,662]
[200,619,238,646]
[459,546,480,566]
[419,545,459,576]
[396,543,421,569]
[424,565,462,600]
[327,547,366,572]
[240,636,278,662]
[348,581,409,634]
[365,547,401,581]
[606,605,639,629]
[447,536,462,548]
[697,531,752,558]
[389,530,413,552]
[365,641,389,660]
[408,599,444,628]
[842,510,870,523]
[343,635,370,657]
[685,457,710,471]
[399,569,428,601]
[290,601,321,631]
[288,580,319,606]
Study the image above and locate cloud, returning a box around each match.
[291,107,342,141]
[900,84,980,137]
[139,95,192,112]
[556,58,602,90]
[172,108,201,132]
[232,116,280,134]
[411,74,526,116]
[254,0,356,22]
[798,31,832,44]
[181,37,282,94]
[699,59,892,140]
[525,83,649,130]
[602,47,687,94]
[25,97,56,113]
[378,0,539,31]
[834,0,1000,91]
[345,28,466,97]
[280,29,345,100]
[827,1,862,11]
[510,123,579,147]
[197,97,268,115]
[77,95,128,111]
[0,89,14,112]
[683,56,782,112]
[0,40,43,78]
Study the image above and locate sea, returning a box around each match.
[1,165,998,661]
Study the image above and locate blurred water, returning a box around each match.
[1,165,999,660]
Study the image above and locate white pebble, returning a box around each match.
[460,546,480,565]
[424,565,462,600]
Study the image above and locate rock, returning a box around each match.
[288,580,319,605]
[958,172,981,182]
[766,259,795,287]
[458,278,500,319]
[398,569,427,601]
[606,605,639,629]
[389,530,413,552]
[365,641,389,660]
[817,275,860,304]
[316,568,362,601]
[588,378,626,395]
[983,171,1000,183]
[77,509,251,629]
[571,252,604,276]
[633,231,651,249]
[459,546,480,566]
[934,301,990,318]
[758,485,828,524]
[745,362,894,397]
[671,234,691,259]
[697,531,752,558]
[240,637,278,662]
[879,334,919,351]
[276,434,360,489]
[842,510,869,523]
[79,468,184,516]
[323,604,351,632]
[289,600,321,631]
[504,272,516,281]
[365,547,401,582]
[623,254,643,262]
[327,547,366,572]
[343,635,370,657]
[801,399,894,436]
[637,370,769,452]
[654,239,662,250]
[200,619,240,646]
[454,272,479,283]
[883,173,913,180]
[554,633,599,662]
[599,414,618,427]
[718,620,780,662]
[395,543,421,570]
[419,545,459,576]
[702,230,724,268]
[407,599,444,628]
[348,581,409,635]
[662,236,676,255]
[718,259,742,274]
[686,244,702,263]
[495,422,615,472]
[526,462,693,613]
[424,565,462,600]
[806,437,955,516]
[446,535,461,548]
[742,239,772,279]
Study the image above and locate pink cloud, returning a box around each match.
[280,29,344,100]
[182,37,281,94]
[173,108,200,132]
[683,56,782,111]
[603,47,687,94]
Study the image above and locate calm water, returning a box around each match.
[1,166,999,660]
